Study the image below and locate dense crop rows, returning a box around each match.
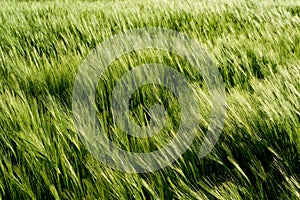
[0,0,299,199]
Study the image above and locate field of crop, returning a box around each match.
[0,0,299,199]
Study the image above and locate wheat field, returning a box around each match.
[0,0,299,199]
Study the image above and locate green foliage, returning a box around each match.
[0,0,299,199]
